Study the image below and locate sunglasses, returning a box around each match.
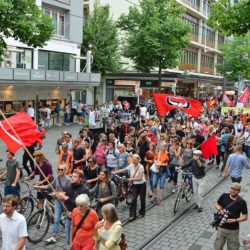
[57,168,65,172]
[87,160,93,163]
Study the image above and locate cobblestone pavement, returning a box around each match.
[140,169,250,250]
[1,125,250,250]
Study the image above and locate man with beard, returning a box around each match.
[214,182,248,250]
[55,169,89,245]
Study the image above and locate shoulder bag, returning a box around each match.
[73,208,90,239]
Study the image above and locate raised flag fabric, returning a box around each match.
[238,87,250,107]
[207,98,218,109]
[152,93,202,118]
[222,93,234,107]
[200,135,218,160]
[0,112,42,152]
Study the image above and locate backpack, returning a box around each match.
[106,150,118,158]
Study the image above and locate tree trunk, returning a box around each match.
[158,60,162,91]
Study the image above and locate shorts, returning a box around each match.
[4,185,20,197]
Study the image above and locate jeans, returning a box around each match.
[129,182,146,218]
[52,199,64,236]
[245,145,250,158]
[152,171,169,189]
[231,176,242,183]
[4,185,20,196]
[44,118,50,129]
[65,217,71,244]
[214,227,240,250]
[193,177,205,208]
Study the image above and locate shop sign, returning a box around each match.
[46,71,59,81]
[64,72,77,81]
[161,82,175,87]
[140,80,158,88]
[106,79,114,85]
[14,69,30,80]
[31,70,45,81]
[114,80,137,86]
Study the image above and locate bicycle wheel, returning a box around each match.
[17,196,34,220]
[173,188,182,214]
[185,187,193,202]
[27,210,51,243]
[60,211,66,227]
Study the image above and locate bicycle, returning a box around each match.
[113,173,133,206]
[27,191,66,243]
[173,169,193,214]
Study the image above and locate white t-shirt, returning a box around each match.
[44,107,51,119]
[127,164,145,185]
[27,107,34,118]
[0,211,28,250]
[140,107,147,116]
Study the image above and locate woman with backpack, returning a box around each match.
[90,169,117,219]
[106,142,120,175]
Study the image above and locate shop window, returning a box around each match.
[38,51,49,70]
[50,52,63,71]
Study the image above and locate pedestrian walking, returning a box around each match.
[0,195,28,250]
[214,182,248,250]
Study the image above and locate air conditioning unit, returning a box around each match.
[16,63,26,69]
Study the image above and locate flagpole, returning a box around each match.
[0,110,68,212]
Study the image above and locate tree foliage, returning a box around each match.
[81,0,121,75]
[117,0,191,83]
[209,0,250,36]
[0,0,54,58]
[216,35,250,80]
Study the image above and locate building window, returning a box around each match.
[217,55,223,65]
[38,51,75,71]
[43,7,67,37]
[201,53,214,67]
[202,24,215,43]
[182,0,200,9]
[218,35,225,47]
[203,0,211,15]
[181,47,198,65]
[182,13,199,36]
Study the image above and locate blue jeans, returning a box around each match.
[52,199,64,236]
[4,185,20,197]
[65,217,71,244]
[245,145,250,158]
[152,171,169,189]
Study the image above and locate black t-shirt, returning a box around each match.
[176,130,185,139]
[73,146,86,169]
[217,193,248,230]
[85,166,100,188]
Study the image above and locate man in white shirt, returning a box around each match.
[44,105,51,129]
[0,195,28,250]
[26,104,35,120]
[140,105,147,118]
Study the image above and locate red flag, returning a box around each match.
[238,88,250,107]
[222,93,234,107]
[0,112,42,152]
[200,135,218,160]
[152,93,202,118]
[207,98,218,109]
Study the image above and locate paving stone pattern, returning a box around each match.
[141,169,250,250]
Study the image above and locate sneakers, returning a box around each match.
[172,188,176,194]
[156,197,162,205]
[45,237,57,244]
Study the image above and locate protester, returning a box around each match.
[70,194,99,250]
[0,195,28,250]
[0,150,22,197]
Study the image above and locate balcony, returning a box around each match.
[181,0,200,11]
[200,66,214,75]
[0,68,101,86]
[179,63,198,72]
[190,33,199,43]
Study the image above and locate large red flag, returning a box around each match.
[222,93,234,107]
[0,112,42,152]
[207,98,218,109]
[200,135,218,160]
[238,88,250,107]
[152,93,202,118]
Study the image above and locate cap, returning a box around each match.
[62,142,68,148]
[231,182,241,190]
[33,150,44,157]
[193,150,202,155]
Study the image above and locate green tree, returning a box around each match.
[209,0,250,36]
[216,35,250,81]
[117,0,191,86]
[81,0,121,74]
[0,0,54,58]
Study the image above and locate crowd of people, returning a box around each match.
[1,95,250,249]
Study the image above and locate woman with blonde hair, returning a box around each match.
[113,154,146,221]
[94,203,122,250]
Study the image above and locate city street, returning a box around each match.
[0,124,250,250]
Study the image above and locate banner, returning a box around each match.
[238,87,250,107]
[221,107,250,115]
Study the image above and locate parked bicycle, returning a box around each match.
[27,191,66,243]
[113,173,132,206]
[173,169,193,214]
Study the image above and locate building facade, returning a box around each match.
[85,0,224,102]
[0,0,100,118]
